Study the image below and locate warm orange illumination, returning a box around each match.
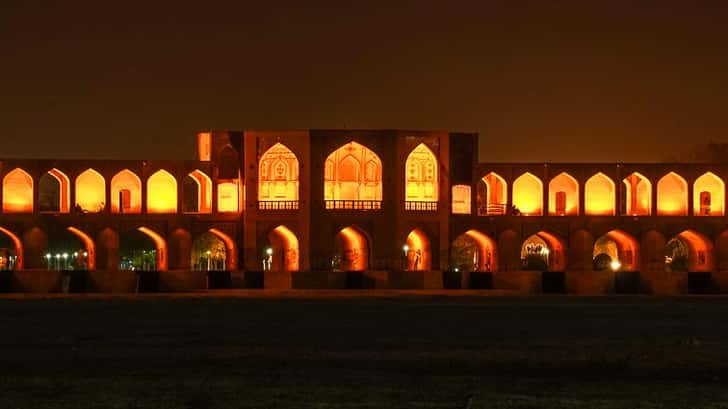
[75,169,106,213]
[67,227,96,270]
[217,181,239,212]
[478,172,507,215]
[594,230,640,271]
[512,172,543,216]
[657,172,688,216]
[405,229,432,271]
[2,168,33,213]
[258,143,299,202]
[147,170,177,213]
[267,225,300,272]
[464,229,498,272]
[405,143,438,203]
[0,226,23,269]
[110,169,141,214]
[335,226,369,270]
[324,141,382,208]
[137,227,167,271]
[186,170,212,213]
[208,228,238,270]
[548,172,579,215]
[451,185,471,214]
[521,231,565,271]
[675,230,714,272]
[623,172,651,216]
[693,172,724,216]
[41,169,70,213]
[197,132,212,161]
[584,172,615,216]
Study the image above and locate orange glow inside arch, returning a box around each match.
[521,231,566,271]
[694,172,724,216]
[75,169,106,213]
[208,228,238,270]
[0,226,23,269]
[324,141,382,208]
[464,229,498,272]
[258,143,299,202]
[512,172,543,216]
[267,225,300,272]
[585,173,615,216]
[67,227,96,270]
[405,229,431,271]
[479,172,507,215]
[335,227,369,271]
[47,169,70,213]
[657,172,688,216]
[110,169,141,213]
[676,230,714,272]
[548,172,579,215]
[137,227,167,271]
[147,170,177,213]
[186,170,212,213]
[623,173,651,216]
[593,229,640,271]
[2,168,33,213]
[405,143,438,203]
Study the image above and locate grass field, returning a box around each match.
[1,292,728,408]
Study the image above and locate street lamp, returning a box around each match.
[55,254,61,270]
[62,253,69,270]
[206,250,211,271]
[610,260,621,271]
[45,253,51,270]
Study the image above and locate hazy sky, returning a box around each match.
[2,1,728,162]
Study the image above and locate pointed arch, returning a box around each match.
[665,230,714,272]
[324,141,382,209]
[147,169,177,214]
[334,226,370,271]
[183,170,212,213]
[66,227,96,270]
[477,172,507,215]
[548,172,579,216]
[693,172,724,216]
[512,172,543,216]
[207,228,237,270]
[2,168,33,213]
[258,143,299,205]
[593,229,640,271]
[137,227,167,271]
[585,172,615,216]
[405,229,432,271]
[657,172,688,215]
[39,169,70,213]
[75,168,106,213]
[623,172,651,216]
[451,229,498,272]
[267,225,300,272]
[521,231,566,271]
[0,226,23,270]
[405,143,439,205]
[110,169,141,214]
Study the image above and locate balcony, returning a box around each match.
[325,200,382,210]
[258,201,299,210]
[404,201,438,211]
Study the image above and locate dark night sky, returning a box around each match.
[2,1,728,162]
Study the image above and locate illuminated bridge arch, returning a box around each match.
[3,168,33,213]
[75,168,106,213]
[657,172,688,216]
[623,172,651,216]
[592,229,639,272]
[66,227,96,270]
[548,172,578,216]
[585,172,615,216]
[266,225,300,272]
[665,230,714,272]
[0,226,23,270]
[477,172,507,215]
[110,169,142,214]
[333,226,370,271]
[39,169,70,213]
[147,169,177,214]
[693,172,724,216]
[405,229,432,271]
[258,143,299,207]
[521,231,566,271]
[512,172,543,216]
[137,227,167,271]
[183,170,212,214]
[404,143,438,208]
[451,230,497,272]
[324,142,382,209]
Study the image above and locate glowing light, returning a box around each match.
[2,168,33,213]
[479,172,507,215]
[266,247,273,256]
[258,143,299,202]
[217,181,239,213]
[451,185,471,214]
[623,173,651,216]
[548,172,579,215]
[405,143,438,203]
[75,168,106,213]
[512,172,543,216]
[147,170,177,213]
[324,141,382,206]
[267,225,300,272]
[610,260,621,271]
[197,132,212,161]
[693,172,724,216]
[110,169,142,213]
[137,227,167,271]
[585,172,615,216]
[657,172,687,216]
[405,229,432,271]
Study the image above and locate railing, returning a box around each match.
[325,200,382,210]
[258,200,300,210]
[404,201,438,211]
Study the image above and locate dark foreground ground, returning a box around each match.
[1,292,728,408]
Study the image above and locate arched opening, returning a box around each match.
[39,169,70,213]
[622,172,651,216]
[521,231,566,271]
[44,228,89,270]
[477,172,507,215]
[0,227,23,270]
[75,168,105,213]
[324,141,382,209]
[404,143,438,210]
[693,172,724,216]
[66,227,96,270]
[665,230,714,272]
[2,168,33,213]
[182,170,212,214]
[585,172,615,215]
[451,184,471,214]
[548,172,579,216]
[147,169,177,214]
[512,172,543,216]
[593,230,639,271]
[191,232,227,271]
[333,226,369,271]
[404,229,432,271]
[657,172,688,216]
[265,225,300,272]
[110,169,142,214]
[119,227,167,271]
[258,143,299,209]
[450,230,497,272]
